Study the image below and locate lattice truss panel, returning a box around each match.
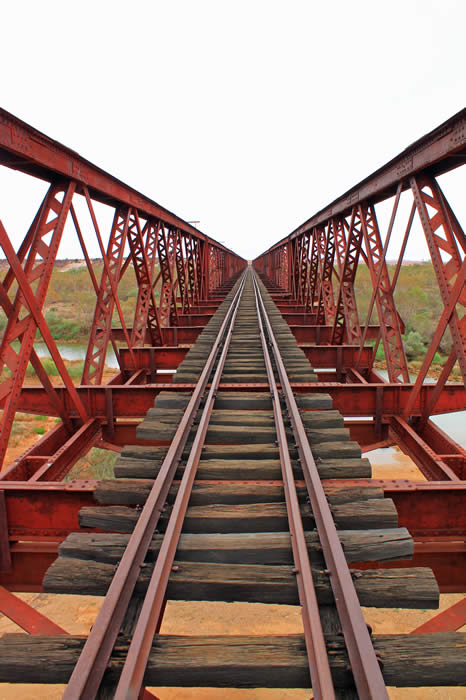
[254,114,466,403]
[0,106,464,483]
[0,109,244,469]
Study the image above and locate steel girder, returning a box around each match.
[193,237,204,301]
[264,246,288,290]
[185,234,200,306]
[0,196,76,433]
[129,218,162,347]
[290,237,301,300]
[333,215,347,273]
[199,239,208,299]
[174,230,190,313]
[331,206,364,345]
[402,176,466,424]
[410,175,466,381]
[305,229,319,310]
[273,248,282,289]
[315,228,325,313]
[157,225,179,329]
[0,182,89,464]
[254,108,465,451]
[332,214,361,341]
[82,208,131,384]
[316,222,336,325]
[298,232,311,304]
[0,109,245,472]
[208,245,225,294]
[359,202,409,383]
[9,380,465,422]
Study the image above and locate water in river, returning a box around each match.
[34,341,119,368]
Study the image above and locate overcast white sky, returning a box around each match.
[0,0,465,262]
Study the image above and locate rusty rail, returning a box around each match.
[252,274,335,698]
[63,272,247,698]
[113,272,247,698]
[252,270,388,698]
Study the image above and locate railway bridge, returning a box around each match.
[0,107,464,697]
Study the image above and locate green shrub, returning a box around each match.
[34,427,46,435]
[25,362,36,377]
[44,313,87,341]
[26,359,59,377]
[66,362,85,380]
[42,358,60,376]
[405,331,425,360]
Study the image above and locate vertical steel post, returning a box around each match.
[129,217,162,347]
[331,206,364,345]
[410,175,466,381]
[316,222,336,324]
[359,202,409,383]
[307,228,320,311]
[82,208,131,384]
[157,225,178,329]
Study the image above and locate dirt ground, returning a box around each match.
[0,446,464,698]
[0,592,464,699]
[2,368,118,470]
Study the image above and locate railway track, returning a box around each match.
[1,267,464,697]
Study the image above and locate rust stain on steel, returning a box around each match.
[252,272,335,698]
[254,271,388,699]
[114,272,247,699]
[64,274,247,699]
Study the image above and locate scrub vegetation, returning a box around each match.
[354,262,461,378]
[0,259,148,343]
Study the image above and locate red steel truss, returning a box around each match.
[0,106,464,596]
[0,107,245,473]
[316,223,336,325]
[254,108,465,477]
[129,219,161,347]
[359,202,409,383]
[331,206,364,346]
[253,108,465,591]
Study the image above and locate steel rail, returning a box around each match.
[114,268,248,699]
[251,273,336,699]
[64,270,247,699]
[252,270,388,699]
